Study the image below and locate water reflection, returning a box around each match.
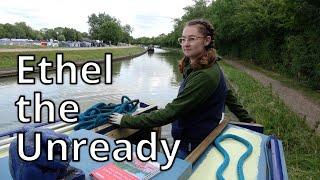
[0,48,183,132]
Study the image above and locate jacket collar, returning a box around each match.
[183,59,193,79]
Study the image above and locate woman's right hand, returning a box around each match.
[109,113,124,125]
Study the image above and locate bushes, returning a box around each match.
[283,31,320,89]
[210,0,320,90]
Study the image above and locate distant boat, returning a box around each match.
[147,45,154,52]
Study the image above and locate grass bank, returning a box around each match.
[220,62,320,179]
[0,47,144,69]
[230,60,320,105]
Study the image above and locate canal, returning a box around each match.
[0,48,183,136]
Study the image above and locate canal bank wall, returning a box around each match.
[0,49,147,78]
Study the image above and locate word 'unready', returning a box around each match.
[17,131,180,171]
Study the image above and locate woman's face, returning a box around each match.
[180,25,210,58]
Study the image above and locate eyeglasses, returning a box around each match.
[178,36,206,45]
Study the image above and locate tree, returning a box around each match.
[33,30,43,40]
[81,32,89,39]
[63,28,77,41]
[88,13,133,44]
[57,34,66,41]
[4,23,16,38]
[0,24,5,38]
[121,24,133,43]
[88,13,119,39]
[99,21,122,44]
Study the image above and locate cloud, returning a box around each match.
[133,14,175,37]
[0,0,194,38]
[2,8,36,20]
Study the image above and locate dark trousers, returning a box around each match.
[175,140,201,159]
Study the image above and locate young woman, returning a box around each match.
[110,19,228,159]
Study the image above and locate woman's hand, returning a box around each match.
[109,113,124,125]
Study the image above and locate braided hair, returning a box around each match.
[179,19,217,73]
[186,19,215,50]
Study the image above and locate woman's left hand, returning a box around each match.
[109,113,124,125]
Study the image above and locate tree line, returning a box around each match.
[0,13,133,44]
[136,0,320,90]
[0,22,88,41]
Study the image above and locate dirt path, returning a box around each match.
[225,59,320,134]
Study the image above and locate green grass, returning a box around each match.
[230,60,320,105]
[220,62,320,179]
[0,47,145,69]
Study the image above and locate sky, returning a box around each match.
[0,0,195,38]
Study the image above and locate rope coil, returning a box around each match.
[74,96,139,130]
[214,134,253,180]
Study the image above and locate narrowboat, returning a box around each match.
[147,45,155,52]
[0,97,288,179]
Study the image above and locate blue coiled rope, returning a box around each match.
[214,134,253,180]
[74,96,139,130]
[9,127,85,180]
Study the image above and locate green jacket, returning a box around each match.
[218,55,255,123]
[120,58,255,127]
[225,82,255,123]
[120,62,222,128]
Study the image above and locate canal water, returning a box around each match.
[0,49,183,138]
